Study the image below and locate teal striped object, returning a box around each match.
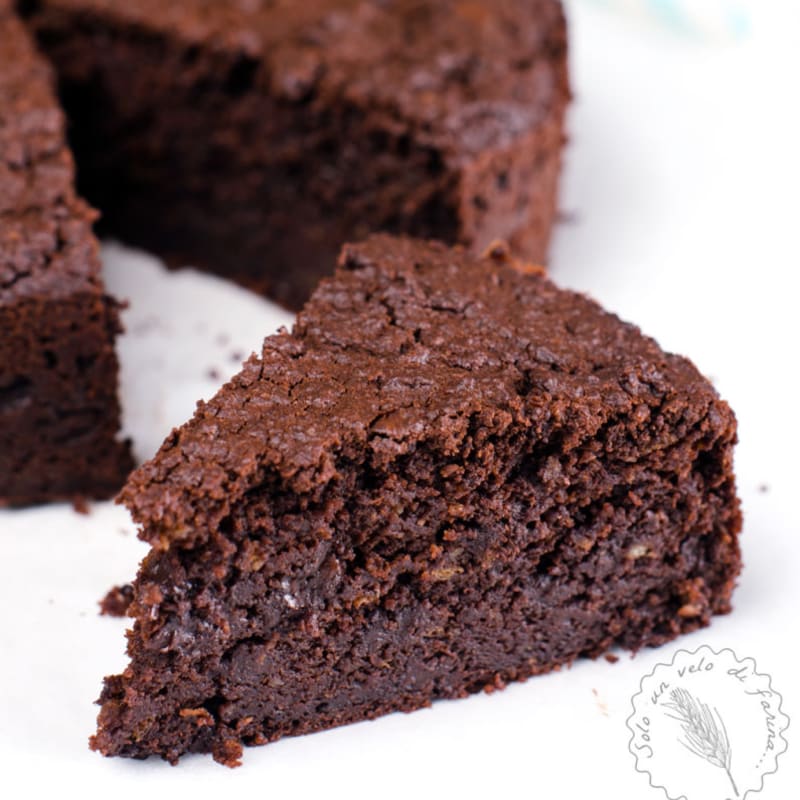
[583,0,751,40]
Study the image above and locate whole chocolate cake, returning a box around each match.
[0,0,131,506]
[21,0,570,309]
[91,236,741,765]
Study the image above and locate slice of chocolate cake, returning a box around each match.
[0,0,132,505]
[21,0,569,309]
[92,235,741,766]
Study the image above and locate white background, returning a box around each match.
[1,2,798,797]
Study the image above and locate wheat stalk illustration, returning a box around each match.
[664,687,738,797]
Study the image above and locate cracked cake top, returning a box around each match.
[121,234,726,546]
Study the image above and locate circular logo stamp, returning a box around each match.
[627,646,789,799]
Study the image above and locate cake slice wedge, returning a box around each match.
[0,0,132,505]
[92,235,741,765]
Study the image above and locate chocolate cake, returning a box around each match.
[92,235,741,766]
[21,0,570,309]
[0,0,132,506]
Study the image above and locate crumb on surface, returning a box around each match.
[99,584,134,617]
[481,239,545,276]
[604,653,619,664]
[72,496,90,515]
[556,209,579,225]
[758,483,769,494]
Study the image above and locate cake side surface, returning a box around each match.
[93,236,741,765]
[21,0,569,308]
[0,0,132,505]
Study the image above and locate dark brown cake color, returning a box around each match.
[21,0,570,309]
[92,235,741,766]
[98,583,134,617]
[0,0,132,506]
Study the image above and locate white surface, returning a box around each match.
[2,3,799,797]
